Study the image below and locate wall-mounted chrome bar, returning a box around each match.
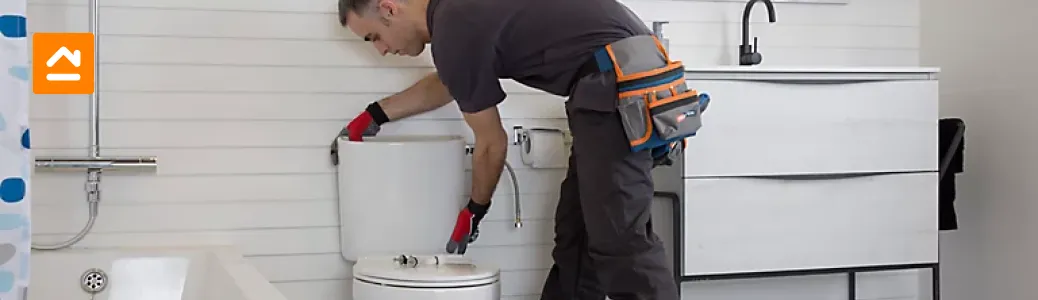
[512,125,573,146]
[31,0,158,251]
[34,157,158,171]
[89,0,100,157]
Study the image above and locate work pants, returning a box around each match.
[539,69,680,300]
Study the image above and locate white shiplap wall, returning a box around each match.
[24,0,921,299]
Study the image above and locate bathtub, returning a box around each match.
[26,246,289,300]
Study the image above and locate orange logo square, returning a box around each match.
[32,32,95,94]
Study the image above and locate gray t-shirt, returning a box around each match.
[427,0,652,113]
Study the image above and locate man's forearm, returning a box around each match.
[469,138,507,205]
[376,72,454,121]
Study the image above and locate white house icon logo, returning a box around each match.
[44,46,82,81]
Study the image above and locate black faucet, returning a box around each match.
[739,0,777,66]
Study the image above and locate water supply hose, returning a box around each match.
[465,145,522,228]
[503,161,522,228]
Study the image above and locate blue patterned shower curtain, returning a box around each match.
[0,0,30,298]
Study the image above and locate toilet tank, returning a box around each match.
[335,135,467,262]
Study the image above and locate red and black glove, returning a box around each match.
[446,199,490,255]
[330,102,390,165]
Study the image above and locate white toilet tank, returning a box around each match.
[335,135,467,262]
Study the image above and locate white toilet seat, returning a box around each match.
[352,254,500,289]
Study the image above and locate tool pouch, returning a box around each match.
[597,35,710,153]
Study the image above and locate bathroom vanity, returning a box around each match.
[662,66,940,297]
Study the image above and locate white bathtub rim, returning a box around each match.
[210,247,289,300]
[31,244,290,300]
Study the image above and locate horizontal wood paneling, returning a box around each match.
[34,200,339,234]
[29,119,571,149]
[26,0,921,299]
[28,92,569,121]
[24,0,919,71]
[24,0,919,26]
[24,23,916,53]
[52,64,543,93]
[35,205,551,243]
[34,147,570,176]
[32,227,343,255]
[33,197,559,234]
[31,172,563,204]
[26,46,916,72]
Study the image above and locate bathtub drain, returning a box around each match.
[80,268,108,295]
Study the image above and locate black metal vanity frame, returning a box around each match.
[653,121,963,300]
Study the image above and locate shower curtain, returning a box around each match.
[0,0,30,298]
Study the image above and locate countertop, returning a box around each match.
[682,65,940,81]
[685,65,940,74]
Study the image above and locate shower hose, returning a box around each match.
[32,171,101,250]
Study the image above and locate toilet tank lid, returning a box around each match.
[353,255,500,288]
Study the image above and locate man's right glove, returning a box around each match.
[445,199,490,255]
[330,101,390,166]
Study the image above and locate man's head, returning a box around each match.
[339,0,431,57]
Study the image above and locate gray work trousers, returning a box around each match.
[539,69,680,300]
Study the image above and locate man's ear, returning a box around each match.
[376,0,398,18]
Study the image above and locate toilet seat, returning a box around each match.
[352,255,500,289]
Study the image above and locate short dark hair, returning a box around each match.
[338,0,375,26]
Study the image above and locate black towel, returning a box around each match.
[938,118,965,230]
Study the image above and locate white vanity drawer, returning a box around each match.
[682,79,938,177]
[681,172,939,276]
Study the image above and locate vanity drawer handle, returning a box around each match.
[753,79,895,85]
[730,170,931,181]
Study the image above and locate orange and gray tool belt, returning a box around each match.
[575,34,711,155]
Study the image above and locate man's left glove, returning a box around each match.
[330,102,390,166]
[445,199,491,255]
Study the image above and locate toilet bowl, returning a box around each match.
[335,135,501,300]
[351,254,501,300]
